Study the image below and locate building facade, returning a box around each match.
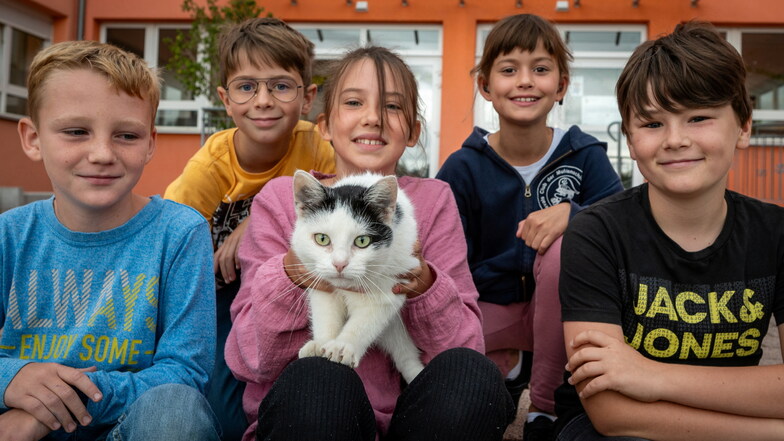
[2,0,784,202]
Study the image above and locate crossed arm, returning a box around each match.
[0,363,102,439]
[564,321,784,440]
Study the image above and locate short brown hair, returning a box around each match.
[26,40,160,125]
[320,46,421,143]
[474,14,572,82]
[218,17,315,87]
[616,21,752,136]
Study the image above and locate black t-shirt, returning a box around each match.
[561,184,784,367]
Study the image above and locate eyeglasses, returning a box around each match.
[225,77,303,104]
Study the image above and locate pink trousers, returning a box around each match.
[478,236,565,414]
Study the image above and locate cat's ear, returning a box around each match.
[293,170,327,216]
[365,176,399,223]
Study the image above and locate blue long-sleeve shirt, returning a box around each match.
[0,196,215,425]
[436,125,624,305]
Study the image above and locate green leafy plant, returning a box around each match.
[165,0,269,105]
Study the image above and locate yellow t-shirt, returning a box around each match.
[164,120,335,249]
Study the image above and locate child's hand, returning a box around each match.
[516,202,570,254]
[4,363,101,433]
[283,248,337,293]
[0,409,51,441]
[214,219,249,284]
[393,241,434,298]
[566,329,662,402]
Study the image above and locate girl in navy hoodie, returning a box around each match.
[436,13,623,441]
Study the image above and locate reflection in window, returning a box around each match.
[105,28,145,58]
[299,28,361,51]
[564,67,622,127]
[158,29,194,101]
[156,109,198,127]
[10,29,44,87]
[6,94,26,115]
[752,120,784,138]
[564,31,640,52]
[367,30,439,51]
[743,33,784,111]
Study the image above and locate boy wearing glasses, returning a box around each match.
[165,17,335,440]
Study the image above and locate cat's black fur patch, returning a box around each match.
[301,184,395,247]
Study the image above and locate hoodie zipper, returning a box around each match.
[523,150,573,198]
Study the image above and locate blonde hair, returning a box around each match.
[26,40,160,126]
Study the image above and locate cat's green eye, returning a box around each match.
[314,233,331,246]
[354,235,372,248]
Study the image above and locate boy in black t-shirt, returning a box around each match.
[557,21,784,441]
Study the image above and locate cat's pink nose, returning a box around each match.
[333,261,347,273]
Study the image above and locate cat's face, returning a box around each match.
[291,171,400,291]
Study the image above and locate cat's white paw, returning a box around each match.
[298,339,322,358]
[321,340,360,367]
[399,363,424,383]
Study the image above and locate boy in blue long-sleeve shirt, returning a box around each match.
[0,40,219,440]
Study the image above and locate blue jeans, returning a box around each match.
[206,281,248,441]
[45,384,221,441]
[556,412,650,441]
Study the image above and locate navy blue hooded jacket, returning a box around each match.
[436,125,624,305]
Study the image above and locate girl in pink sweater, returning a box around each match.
[225,46,515,441]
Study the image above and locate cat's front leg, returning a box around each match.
[321,296,401,368]
[379,318,424,383]
[299,289,346,359]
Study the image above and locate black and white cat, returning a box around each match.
[291,170,424,383]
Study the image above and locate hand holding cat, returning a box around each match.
[213,219,249,284]
[516,201,570,254]
[392,240,434,298]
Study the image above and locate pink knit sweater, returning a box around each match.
[225,175,484,441]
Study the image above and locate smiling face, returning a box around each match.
[627,99,751,201]
[479,42,568,129]
[318,58,420,177]
[218,53,316,156]
[18,68,156,231]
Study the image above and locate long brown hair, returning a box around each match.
[320,46,422,143]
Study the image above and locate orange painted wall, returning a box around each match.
[5,0,784,197]
[728,145,784,206]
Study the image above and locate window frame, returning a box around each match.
[720,27,784,138]
[100,22,211,134]
[0,0,51,120]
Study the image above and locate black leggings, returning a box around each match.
[256,347,516,441]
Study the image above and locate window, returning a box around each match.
[0,1,50,118]
[722,29,784,144]
[102,24,210,133]
[294,24,443,178]
[474,24,645,187]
